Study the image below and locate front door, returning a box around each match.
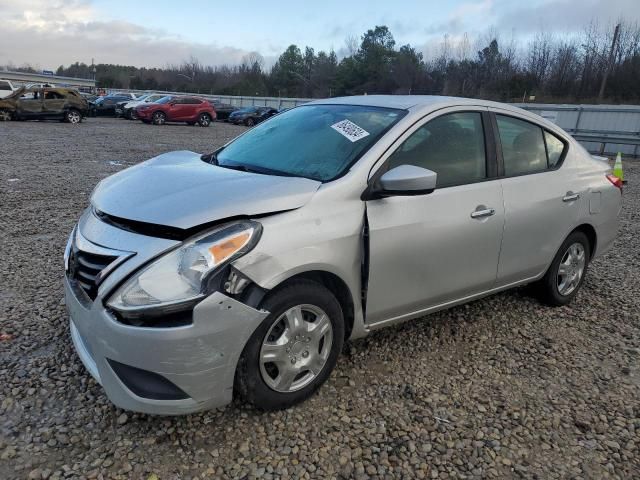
[365,109,504,325]
[17,89,43,118]
[167,98,192,121]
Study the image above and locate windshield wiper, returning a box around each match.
[216,163,265,174]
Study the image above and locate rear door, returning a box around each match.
[491,110,582,285]
[42,89,66,117]
[365,108,505,325]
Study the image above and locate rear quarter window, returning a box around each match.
[0,81,11,90]
[544,131,566,167]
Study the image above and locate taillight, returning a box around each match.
[606,174,623,192]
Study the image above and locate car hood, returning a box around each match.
[91,150,322,230]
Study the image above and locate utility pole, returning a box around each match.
[598,23,620,101]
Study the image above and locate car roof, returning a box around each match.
[308,94,526,114]
[306,94,555,130]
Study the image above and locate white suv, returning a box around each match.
[0,80,16,99]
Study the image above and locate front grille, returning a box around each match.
[68,249,118,300]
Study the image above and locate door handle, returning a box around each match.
[562,192,580,202]
[470,207,496,219]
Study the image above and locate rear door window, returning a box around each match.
[386,112,487,188]
[496,115,554,176]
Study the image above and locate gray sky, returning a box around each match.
[0,0,637,70]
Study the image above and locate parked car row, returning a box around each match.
[0,84,285,127]
[109,93,279,127]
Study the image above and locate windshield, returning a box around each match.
[134,94,149,102]
[216,104,405,181]
[155,96,174,104]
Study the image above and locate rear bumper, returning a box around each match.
[65,276,267,415]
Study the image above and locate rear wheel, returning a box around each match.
[235,279,344,410]
[152,111,166,125]
[65,109,82,124]
[198,113,212,127]
[0,109,11,121]
[245,117,255,127]
[128,110,138,120]
[536,231,590,306]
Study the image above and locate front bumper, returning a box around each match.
[64,217,268,415]
[136,109,152,120]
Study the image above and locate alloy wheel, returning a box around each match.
[557,242,586,296]
[259,304,333,393]
[67,111,81,124]
[0,109,11,121]
[153,112,165,125]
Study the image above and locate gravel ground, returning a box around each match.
[0,117,639,480]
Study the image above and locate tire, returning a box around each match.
[245,117,255,127]
[128,110,138,120]
[235,279,344,410]
[198,113,211,127]
[152,111,166,125]
[65,109,82,124]
[536,231,590,306]
[0,109,11,121]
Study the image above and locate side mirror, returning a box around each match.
[370,165,437,198]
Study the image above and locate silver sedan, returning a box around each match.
[64,95,621,414]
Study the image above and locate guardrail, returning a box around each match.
[0,70,96,88]
[116,89,640,157]
[515,103,640,157]
[121,89,312,110]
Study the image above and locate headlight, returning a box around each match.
[107,221,261,314]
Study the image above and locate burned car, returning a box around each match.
[0,87,89,123]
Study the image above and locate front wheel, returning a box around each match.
[235,279,344,410]
[245,117,255,127]
[0,109,11,121]
[536,231,590,306]
[152,111,166,125]
[65,109,82,124]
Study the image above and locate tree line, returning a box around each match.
[6,21,640,103]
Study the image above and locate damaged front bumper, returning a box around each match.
[65,277,267,415]
[64,211,268,415]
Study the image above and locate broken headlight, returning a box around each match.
[106,221,261,315]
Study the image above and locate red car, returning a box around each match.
[136,96,216,126]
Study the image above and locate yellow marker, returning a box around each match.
[613,152,625,183]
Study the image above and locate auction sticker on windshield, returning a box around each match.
[331,119,370,142]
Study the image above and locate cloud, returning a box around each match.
[493,0,640,34]
[0,0,266,69]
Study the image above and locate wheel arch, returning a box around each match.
[261,270,355,342]
[571,223,597,260]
